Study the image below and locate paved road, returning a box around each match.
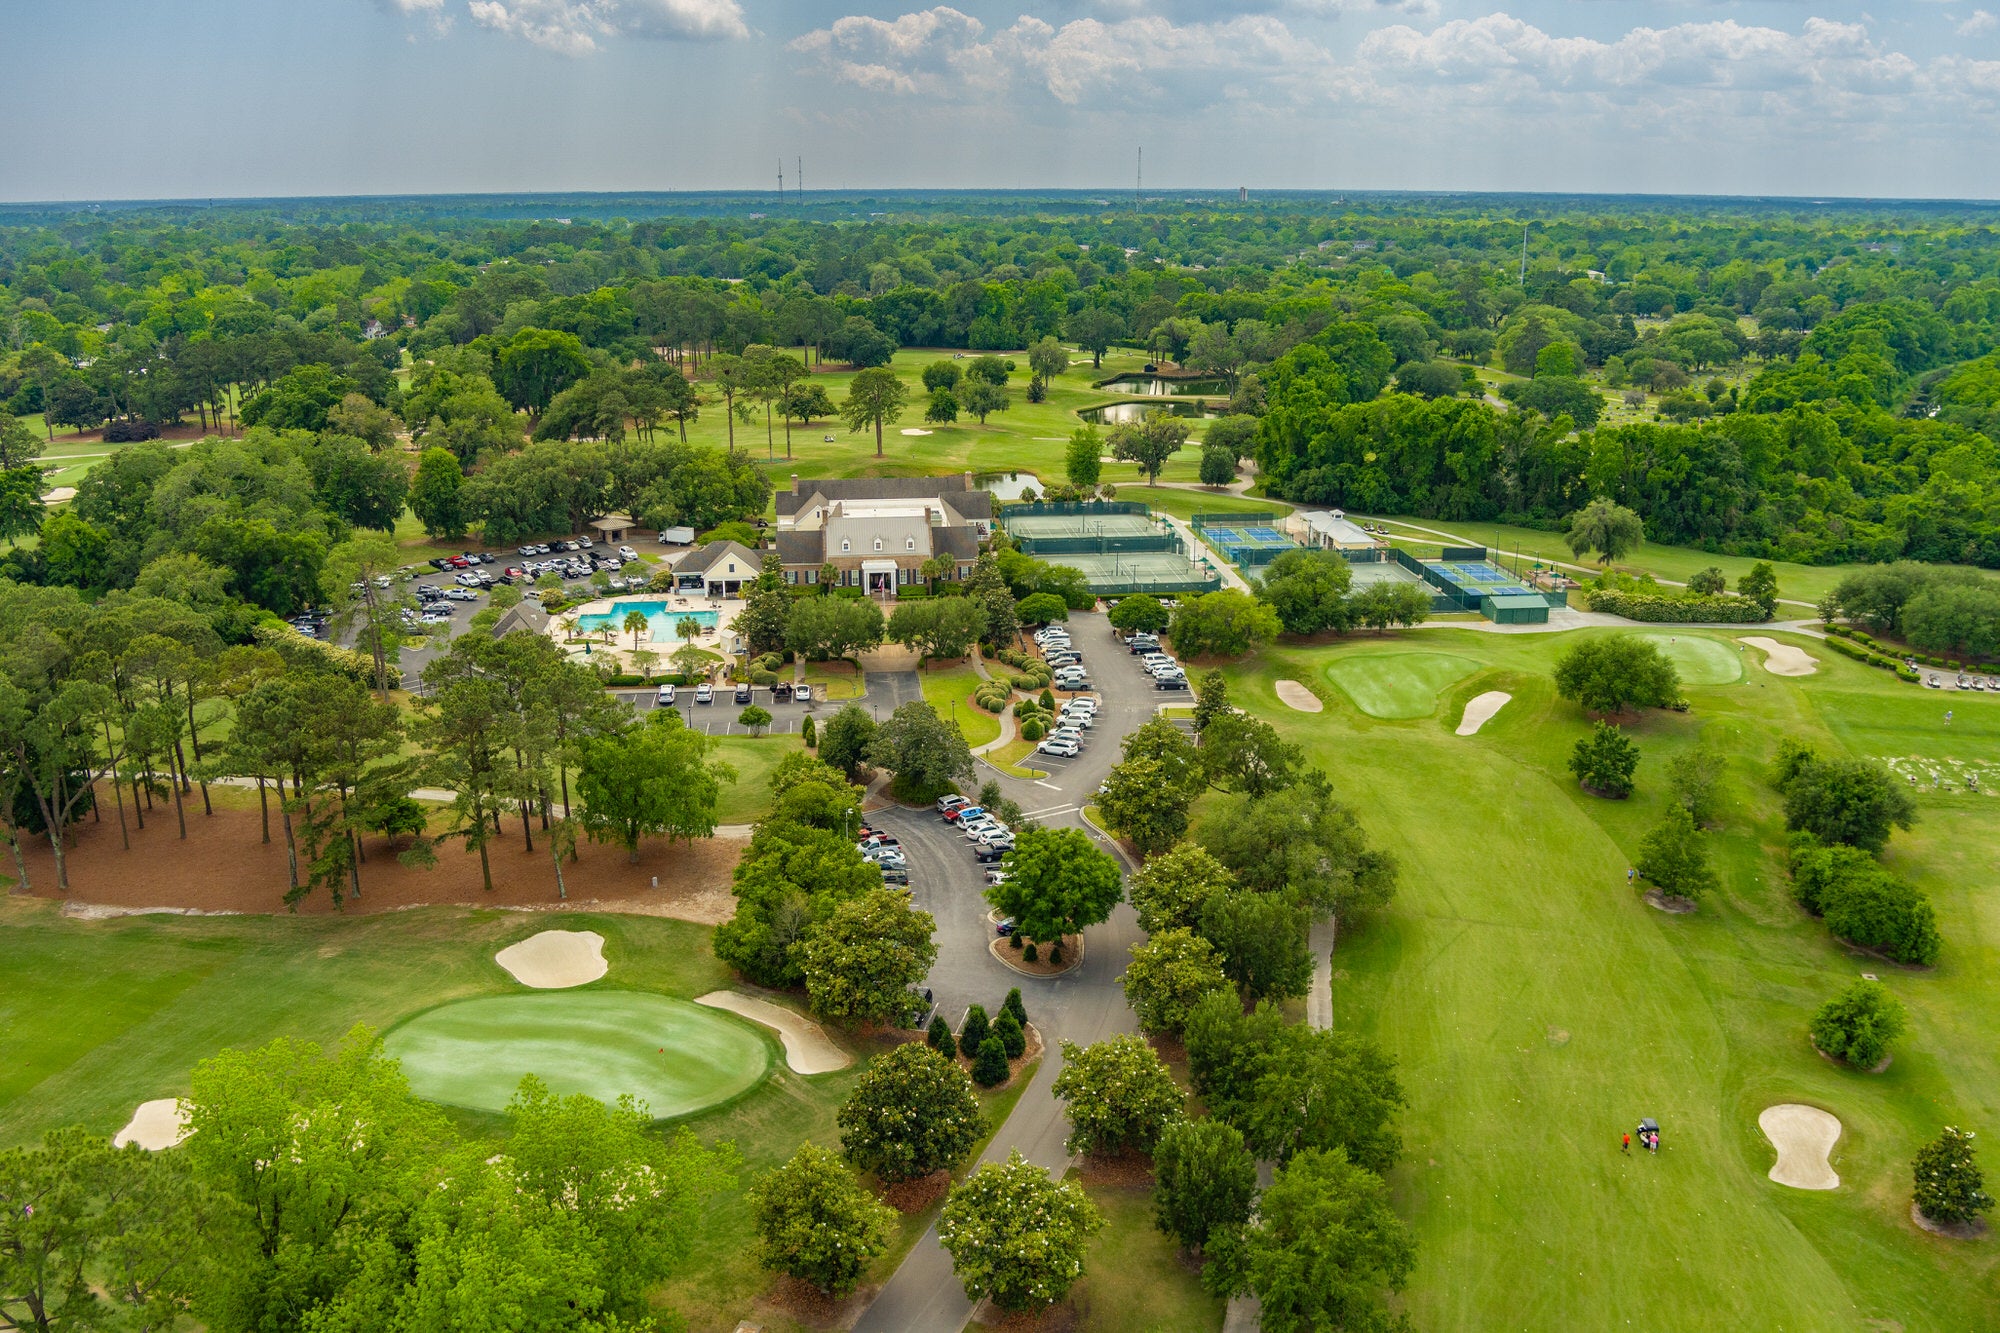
[854,612,1169,1333]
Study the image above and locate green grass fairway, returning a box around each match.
[385,992,771,1119]
[1324,651,1480,719]
[1635,632,1746,686]
[1223,630,2000,1331]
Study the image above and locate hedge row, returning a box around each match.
[1826,623,1980,673]
[1821,633,1921,682]
[1584,589,1771,623]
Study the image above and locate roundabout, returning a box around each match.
[384,991,772,1118]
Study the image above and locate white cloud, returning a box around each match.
[376,0,453,36]
[467,0,746,55]
[790,7,1338,107]
[1961,9,1998,36]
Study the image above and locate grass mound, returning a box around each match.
[1325,651,1481,719]
[1635,633,1744,686]
[385,991,771,1118]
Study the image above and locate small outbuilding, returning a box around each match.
[590,514,636,544]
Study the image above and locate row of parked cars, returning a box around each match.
[1121,630,1188,690]
[1035,696,1098,759]
[938,794,1016,864]
[653,681,815,706]
[1034,624,1090,691]
[856,826,910,886]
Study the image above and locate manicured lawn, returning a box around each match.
[986,737,1047,780]
[1634,630,1747,685]
[1116,484,1294,522]
[1054,1181,1225,1333]
[921,663,1000,747]
[802,657,865,701]
[385,992,773,1117]
[708,733,803,824]
[1322,649,1481,719]
[1218,627,2000,1331]
[0,905,737,1146]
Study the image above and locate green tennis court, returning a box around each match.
[1635,633,1744,686]
[385,991,772,1118]
[1325,652,1481,719]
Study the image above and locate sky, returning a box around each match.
[5,0,2000,202]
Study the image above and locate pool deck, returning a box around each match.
[553,591,742,673]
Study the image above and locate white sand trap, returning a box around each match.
[899,428,934,436]
[494,930,607,988]
[1760,1104,1841,1190]
[1274,679,1323,712]
[1456,691,1513,736]
[696,991,850,1074]
[1739,637,1818,677]
[114,1099,189,1150]
[42,486,76,504]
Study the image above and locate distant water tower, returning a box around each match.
[1238,186,1249,202]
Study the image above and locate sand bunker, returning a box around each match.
[899,428,934,436]
[1739,637,1818,677]
[495,929,607,988]
[1274,680,1323,712]
[114,1099,189,1150]
[42,486,76,504]
[695,991,850,1074]
[1456,691,1513,736]
[1760,1103,1841,1190]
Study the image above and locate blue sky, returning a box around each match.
[5,0,1999,201]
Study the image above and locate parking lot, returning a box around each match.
[617,680,843,735]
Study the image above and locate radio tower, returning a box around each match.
[1136,147,1143,210]
[778,159,784,199]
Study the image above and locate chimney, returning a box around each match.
[790,474,800,493]
[962,471,972,490]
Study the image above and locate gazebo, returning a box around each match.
[590,514,636,543]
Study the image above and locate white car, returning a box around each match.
[796,684,813,703]
[454,572,482,587]
[577,537,595,549]
[618,546,639,561]
[1059,710,1095,729]
[1038,737,1080,758]
[444,587,477,602]
[656,684,676,705]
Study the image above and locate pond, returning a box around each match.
[1097,375,1229,396]
[975,472,1044,501]
[1077,400,1224,426]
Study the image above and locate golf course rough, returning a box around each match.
[384,991,772,1118]
[1324,651,1481,719]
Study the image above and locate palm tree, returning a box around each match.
[558,615,580,642]
[921,553,953,594]
[623,608,650,651]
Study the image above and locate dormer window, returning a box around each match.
[841,539,850,552]
[907,537,916,550]
[873,538,883,551]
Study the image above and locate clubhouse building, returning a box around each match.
[772,474,991,593]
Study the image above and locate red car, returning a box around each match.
[448,555,472,569]
[505,566,527,579]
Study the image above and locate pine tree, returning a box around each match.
[927,1013,958,1060]
[1002,987,1027,1027]
[960,1004,990,1057]
[972,1034,1011,1087]
[994,1009,1026,1059]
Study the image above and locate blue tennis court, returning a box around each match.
[1441,561,1535,596]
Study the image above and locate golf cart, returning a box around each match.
[1637,1117,1661,1152]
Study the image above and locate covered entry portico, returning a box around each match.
[861,557,899,593]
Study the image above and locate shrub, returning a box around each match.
[1584,589,1770,623]
[1569,721,1639,798]
[1821,870,1943,966]
[1002,987,1027,1027]
[994,1009,1026,1059]
[1914,1127,1994,1226]
[927,1013,958,1060]
[748,1142,896,1296]
[960,1004,990,1056]
[1810,980,1906,1069]
[972,1035,1011,1087]
[1023,941,1038,961]
[1021,718,1046,742]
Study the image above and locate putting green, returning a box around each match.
[1324,652,1480,719]
[1635,633,1743,686]
[384,992,771,1118]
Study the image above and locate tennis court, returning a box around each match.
[1059,550,1223,596]
[1193,512,1300,569]
[1004,512,1159,542]
[1437,561,1538,598]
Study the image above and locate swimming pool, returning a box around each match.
[576,601,719,643]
